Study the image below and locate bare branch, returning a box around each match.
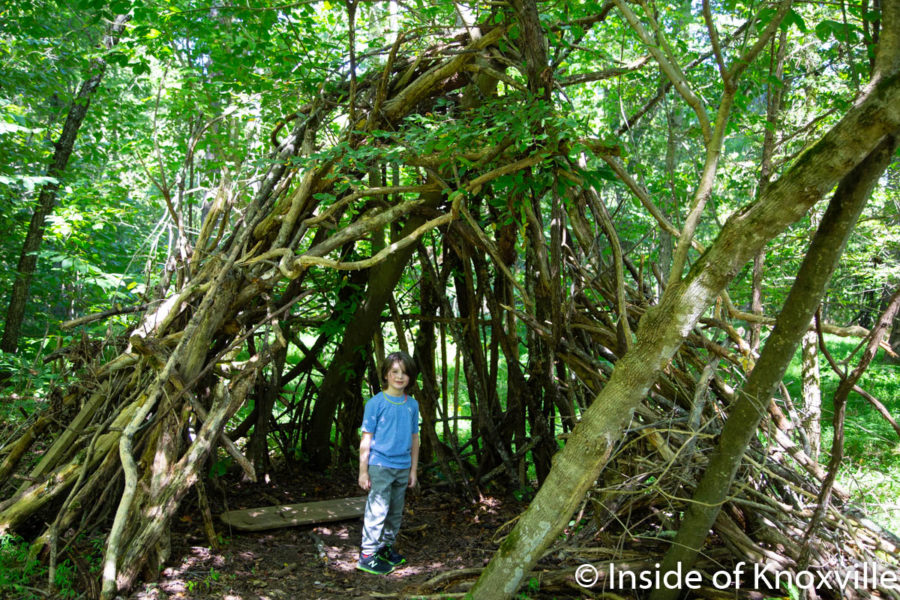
[615,0,712,143]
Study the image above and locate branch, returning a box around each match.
[587,150,680,238]
[616,20,751,135]
[702,0,728,85]
[60,304,150,330]
[304,184,441,227]
[614,0,712,143]
[291,211,454,274]
[558,56,651,87]
[456,205,533,308]
[668,0,791,287]
[582,180,632,352]
[382,26,506,121]
[367,31,407,131]
[463,63,528,92]
[850,383,900,439]
[346,0,359,130]
[727,0,793,83]
[242,203,456,279]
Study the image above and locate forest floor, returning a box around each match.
[126,466,533,600]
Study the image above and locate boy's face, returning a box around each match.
[385,361,410,393]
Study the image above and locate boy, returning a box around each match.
[357,351,420,575]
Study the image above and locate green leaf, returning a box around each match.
[782,9,807,32]
[756,7,777,31]
[862,10,882,21]
[815,20,834,41]
[815,19,859,43]
[131,61,150,76]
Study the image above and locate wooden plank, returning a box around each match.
[219,496,368,531]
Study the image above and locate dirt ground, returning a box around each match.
[125,466,531,600]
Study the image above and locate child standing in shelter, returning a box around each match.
[357,350,420,575]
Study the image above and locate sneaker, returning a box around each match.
[376,544,406,566]
[356,552,394,575]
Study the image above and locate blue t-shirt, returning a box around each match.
[361,391,419,469]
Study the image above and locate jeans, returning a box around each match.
[361,465,409,555]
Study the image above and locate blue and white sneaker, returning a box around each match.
[376,544,406,566]
[357,552,394,575]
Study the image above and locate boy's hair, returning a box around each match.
[381,350,418,383]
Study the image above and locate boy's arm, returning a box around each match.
[408,433,419,488]
[359,432,373,490]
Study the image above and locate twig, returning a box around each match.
[60,304,150,330]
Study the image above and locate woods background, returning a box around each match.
[1,0,899,598]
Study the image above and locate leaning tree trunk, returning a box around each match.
[1,15,129,355]
[470,66,900,599]
[648,131,900,600]
[305,188,443,469]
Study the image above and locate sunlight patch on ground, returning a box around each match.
[129,545,234,597]
[313,524,352,539]
[392,560,467,576]
[327,549,361,573]
[476,494,503,518]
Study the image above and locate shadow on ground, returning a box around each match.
[127,467,523,600]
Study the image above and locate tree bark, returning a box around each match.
[470,68,900,599]
[510,0,549,97]
[888,311,900,364]
[648,131,900,600]
[1,15,129,354]
[800,328,821,459]
[304,190,442,469]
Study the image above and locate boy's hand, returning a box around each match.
[408,471,417,488]
[359,472,371,491]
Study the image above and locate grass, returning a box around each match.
[783,334,900,532]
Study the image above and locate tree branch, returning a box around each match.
[615,0,712,143]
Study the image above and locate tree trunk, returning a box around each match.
[470,69,900,599]
[305,190,443,469]
[800,328,822,459]
[888,311,900,364]
[411,269,440,469]
[0,15,129,354]
[648,131,899,600]
[510,0,549,98]
[248,338,287,474]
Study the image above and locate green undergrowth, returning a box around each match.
[0,534,79,599]
[783,334,900,533]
